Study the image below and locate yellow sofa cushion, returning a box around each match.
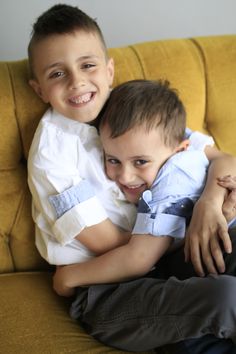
[0,272,150,353]
[194,35,236,154]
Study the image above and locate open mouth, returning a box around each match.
[120,183,146,199]
[68,92,95,105]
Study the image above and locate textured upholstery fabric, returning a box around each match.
[0,34,236,353]
[0,272,133,353]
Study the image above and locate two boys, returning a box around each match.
[28,3,236,351]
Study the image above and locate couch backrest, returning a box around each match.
[0,35,236,273]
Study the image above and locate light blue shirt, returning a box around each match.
[132,148,209,238]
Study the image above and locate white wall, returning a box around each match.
[1,0,236,61]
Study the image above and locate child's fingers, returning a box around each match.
[218,227,232,254]
[217,175,236,184]
[218,182,236,189]
[222,189,236,222]
[217,174,234,179]
[217,180,236,189]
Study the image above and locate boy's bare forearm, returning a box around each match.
[54,235,171,291]
[75,218,131,255]
[202,153,236,202]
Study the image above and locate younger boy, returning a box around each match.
[54,80,236,352]
[54,79,236,285]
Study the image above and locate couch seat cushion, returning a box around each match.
[0,271,151,353]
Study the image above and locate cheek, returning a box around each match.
[39,85,54,103]
[144,169,158,188]
[105,164,115,180]
[99,70,113,89]
[47,84,64,105]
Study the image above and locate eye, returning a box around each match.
[81,63,96,70]
[49,71,65,79]
[135,159,148,166]
[107,158,120,165]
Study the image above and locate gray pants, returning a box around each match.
[70,229,236,352]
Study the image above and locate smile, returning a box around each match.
[121,183,146,193]
[69,92,94,105]
[125,184,144,190]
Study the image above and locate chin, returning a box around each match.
[125,194,139,204]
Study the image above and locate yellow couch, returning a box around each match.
[0,34,236,353]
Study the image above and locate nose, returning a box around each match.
[117,165,135,185]
[69,70,85,90]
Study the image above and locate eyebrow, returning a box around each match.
[105,153,151,160]
[131,155,151,160]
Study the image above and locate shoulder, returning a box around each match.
[155,150,208,185]
[170,149,208,166]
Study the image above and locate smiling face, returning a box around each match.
[100,123,177,204]
[29,30,114,123]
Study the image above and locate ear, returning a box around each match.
[175,139,190,153]
[106,57,115,87]
[29,79,49,103]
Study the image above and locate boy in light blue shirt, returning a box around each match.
[58,79,236,352]
[55,79,236,285]
[93,79,236,281]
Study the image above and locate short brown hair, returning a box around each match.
[99,79,186,148]
[28,4,107,77]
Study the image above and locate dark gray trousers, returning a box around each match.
[70,229,236,352]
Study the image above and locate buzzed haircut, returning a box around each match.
[99,79,186,148]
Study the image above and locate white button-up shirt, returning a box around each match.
[28,109,136,265]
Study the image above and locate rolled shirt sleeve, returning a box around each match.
[132,212,186,238]
[51,196,108,245]
[48,180,107,245]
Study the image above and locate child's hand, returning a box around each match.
[53,266,75,297]
[184,197,232,277]
[218,175,236,222]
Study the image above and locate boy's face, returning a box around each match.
[100,124,177,204]
[29,30,114,123]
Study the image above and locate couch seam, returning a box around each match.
[6,63,25,160]
[189,38,210,135]
[128,45,146,78]
[7,186,28,271]
[3,64,27,271]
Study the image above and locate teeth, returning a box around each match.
[126,185,142,189]
[70,93,92,104]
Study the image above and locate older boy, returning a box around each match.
[27,4,136,266]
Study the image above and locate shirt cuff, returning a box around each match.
[49,180,96,219]
[52,196,108,245]
[132,212,186,239]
